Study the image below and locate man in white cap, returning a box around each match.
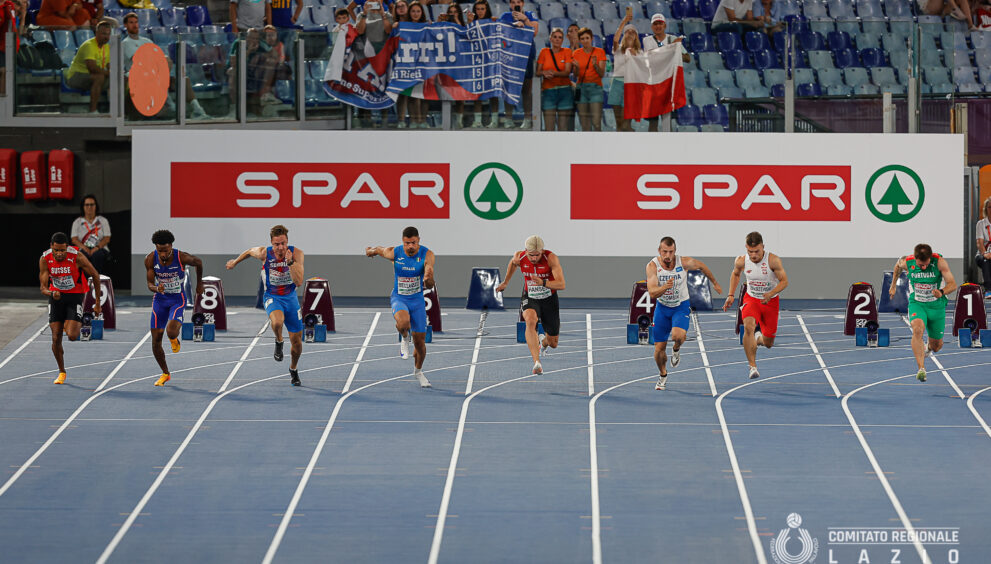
[642,13,689,132]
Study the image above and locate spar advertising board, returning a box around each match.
[134,131,963,258]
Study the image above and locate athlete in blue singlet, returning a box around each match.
[365,226,436,388]
[145,230,203,387]
[228,224,306,386]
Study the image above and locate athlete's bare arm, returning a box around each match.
[226,246,267,269]
[365,245,397,261]
[722,256,746,311]
[889,257,907,297]
[424,250,436,289]
[544,252,566,291]
[179,251,205,295]
[495,252,523,293]
[146,252,165,294]
[286,247,304,286]
[646,260,674,300]
[39,256,53,298]
[936,257,957,298]
[762,253,788,303]
[682,256,724,295]
[76,251,102,312]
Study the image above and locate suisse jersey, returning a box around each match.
[905,253,945,305]
[520,250,555,300]
[264,246,296,296]
[744,251,779,300]
[154,249,186,296]
[652,255,689,307]
[393,244,428,298]
[42,247,88,294]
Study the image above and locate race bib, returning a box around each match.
[159,276,182,294]
[398,276,421,296]
[269,268,292,287]
[52,275,75,291]
[657,275,681,307]
[527,281,552,300]
[913,282,936,302]
[748,281,771,298]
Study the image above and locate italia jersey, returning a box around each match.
[652,255,689,307]
[520,250,555,300]
[393,245,428,299]
[905,253,945,305]
[263,246,296,296]
[744,251,779,300]
[154,249,186,297]
[42,247,88,294]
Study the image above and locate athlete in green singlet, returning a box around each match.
[889,243,957,382]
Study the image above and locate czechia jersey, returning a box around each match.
[393,245,428,298]
[42,247,88,294]
[520,250,555,300]
[263,246,296,296]
[744,251,779,300]
[154,249,186,297]
[651,255,689,307]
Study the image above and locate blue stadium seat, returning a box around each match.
[929,81,954,94]
[826,84,853,95]
[856,0,884,18]
[700,123,725,132]
[688,32,715,52]
[763,68,786,86]
[676,124,700,132]
[735,68,761,89]
[708,68,735,89]
[880,83,906,94]
[776,0,802,18]
[717,85,743,99]
[853,33,880,49]
[940,31,969,51]
[809,21,835,36]
[548,17,574,33]
[844,67,871,87]
[883,0,913,18]
[616,1,647,18]
[744,84,770,97]
[150,26,176,46]
[697,0,719,20]
[308,59,328,80]
[702,103,729,127]
[675,103,703,126]
[859,19,887,36]
[52,29,75,50]
[136,9,160,27]
[836,20,862,36]
[798,31,825,51]
[796,82,822,96]
[645,0,672,19]
[576,18,603,36]
[187,63,221,91]
[743,31,771,52]
[919,48,943,68]
[889,21,915,39]
[690,86,717,106]
[855,83,880,95]
[971,32,991,51]
[75,28,94,45]
[670,0,697,18]
[722,49,752,70]
[680,19,707,37]
[201,24,226,45]
[275,79,295,103]
[31,29,53,45]
[683,68,707,88]
[952,65,977,85]
[860,47,885,68]
[698,51,726,71]
[871,66,899,88]
[781,14,809,35]
[753,49,781,70]
[958,82,983,94]
[541,2,566,20]
[564,2,590,19]
[590,0,618,19]
[827,0,855,18]
[186,5,211,26]
[826,30,851,50]
[794,67,814,83]
[817,67,844,88]
[807,50,834,70]
[716,31,741,51]
[160,7,186,28]
[770,83,787,96]
[979,66,991,84]
[833,48,858,68]
[802,0,828,19]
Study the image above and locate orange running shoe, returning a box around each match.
[170,338,181,353]
[154,373,171,386]
[54,372,66,385]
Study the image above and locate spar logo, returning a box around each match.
[770,513,819,564]
[865,165,925,223]
[170,162,450,219]
[464,162,523,220]
[570,164,851,221]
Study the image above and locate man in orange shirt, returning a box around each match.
[37,0,90,29]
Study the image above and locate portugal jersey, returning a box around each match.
[905,253,945,305]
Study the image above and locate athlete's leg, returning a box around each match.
[288,331,302,370]
[64,319,81,341]
[670,327,687,352]
[412,332,427,369]
[653,341,668,375]
[50,321,66,373]
[742,316,759,367]
[269,310,285,341]
[926,306,946,353]
[394,309,411,336]
[910,317,927,370]
[150,328,169,373]
[928,337,944,353]
[523,308,541,363]
[540,295,561,349]
[758,300,779,348]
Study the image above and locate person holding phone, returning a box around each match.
[610,8,642,132]
[571,27,606,131]
[498,0,539,128]
[536,27,573,130]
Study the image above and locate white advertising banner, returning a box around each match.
[133,130,964,258]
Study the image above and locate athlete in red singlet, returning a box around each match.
[722,231,788,380]
[39,232,102,385]
[496,235,566,375]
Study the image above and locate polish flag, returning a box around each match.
[622,43,687,120]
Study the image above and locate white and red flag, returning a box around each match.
[622,42,688,120]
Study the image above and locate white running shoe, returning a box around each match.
[754,331,763,346]
[670,348,681,367]
[415,369,431,388]
[400,335,410,359]
[539,333,548,357]
[655,375,667,390]
[748,366,760,379]
[532,361,543,375]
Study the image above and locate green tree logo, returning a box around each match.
[464,163,523,220]
[865,165,925,223]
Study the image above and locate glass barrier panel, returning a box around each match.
[300,31,344,121]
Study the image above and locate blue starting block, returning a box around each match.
[686,269,714,311]
[855,327,890,347]
[182,312,215,342]
[959,328,991,348]
[80,312,104,341]
[398,326,433,343]
[626,320,655,345]
[738,324,762,344]
[518,322,544,343]
[466,268,505,310]
[304,314,327,343]
[878,270,909,313]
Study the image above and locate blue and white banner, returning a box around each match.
[324,21,534,110]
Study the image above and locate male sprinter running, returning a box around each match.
[227,224,305,386]
[39,232,101,384]
[722,231,788,380]
[365,226,435,388]
[889,243,957,382]
[647,236,722,390]
[495,235,566,375]
[144,230,203,386]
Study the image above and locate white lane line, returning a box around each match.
[966,386,991,439]
[586,312,601,564]
[94,333,152,392]
[586,313,594,397]
[797,315,842,398]
[692,312,717,397]
[342,312,381,394]
[842,375,933,564]
[218,322,270,393]
[898,315,964,399]
[464,310,488,395]
[0,324,46,371]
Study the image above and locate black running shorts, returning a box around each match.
[49,293,85,324]
[520,291,561,336]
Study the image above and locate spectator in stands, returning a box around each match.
[0,0,27,97]
[389,0,412,127]
[37,0,90,30]
[439,2,467,127]
[467,0,500,128]
[271,0,303,28]
[225,28,277,116]
[348,0,395,23]
[566,22,579,50]
[401,1,428,127]
[80,0,101,22]
[642,13,688,132]
[976,0,991,29]
[610,11,641,132]
[757,0,783,36]
[355,0,393,127]
[976,196,991,299]
[390,0,407,22]
[711,0,764,35]
[536,27,572,131]
[919,0,976,31]
[498,0,538,129]
[571,26,605,131]
[121,12,209,119]
[71,194,111,274]
[65,19,111,113]
[231,0,272,34]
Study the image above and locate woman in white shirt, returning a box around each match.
[609,9,642,132]
[711,0,763,35]
[71,193,111,274]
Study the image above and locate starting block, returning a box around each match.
[855,320,890,347]
[302,278,336,333]
[951,283,987,337]
[182,312,215,342]
[844,282,879,336]
[466,268,504,310]
[79,312,104,341]
[626,281,655,345]
[83,274,116,330]
[303,313,327,343]
[398,327,433,343]
[627,314,654,345]
[958,320,991,348]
